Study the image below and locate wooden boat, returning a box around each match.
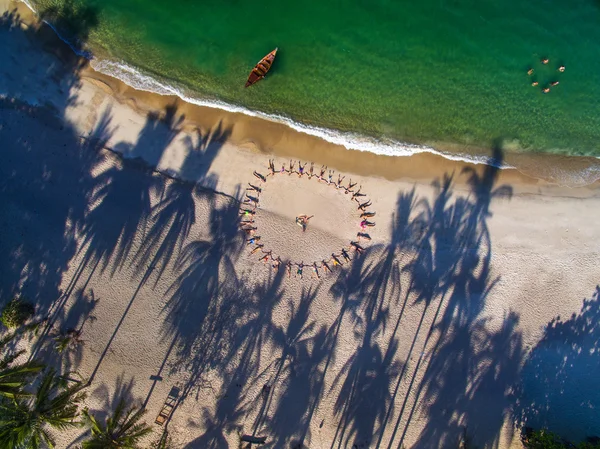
[245,48,278,88]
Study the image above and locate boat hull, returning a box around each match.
[245,48,278,88]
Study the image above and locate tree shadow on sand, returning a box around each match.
[322,146,522,449]
[514,285,600,443]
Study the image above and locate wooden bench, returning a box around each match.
[155,387,180,425]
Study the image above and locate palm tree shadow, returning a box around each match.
[514,285,600,443]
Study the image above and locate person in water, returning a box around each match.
[551,81,559,86]
[543,87,550,93]
[532,81,539,87]
[541,58,549,64]
[527,68,534,75]
[558,65,565,72]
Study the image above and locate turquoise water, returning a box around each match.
[34,0,600,156]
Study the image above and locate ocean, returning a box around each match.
[30,0,600,162]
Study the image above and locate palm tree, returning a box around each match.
[82,399,152,449]
[0,329,44,399]
[0,368,86,448]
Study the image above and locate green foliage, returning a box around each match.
[82,399,153,449]
[524,429,600,449]
[0,368,86,448]
[1,298,35,329]
[0,329,44,399]
[52,328,85,354]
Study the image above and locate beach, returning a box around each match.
[1,2,600,448]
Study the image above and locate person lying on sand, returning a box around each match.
[243,227,257,235]
[272,256,282,270]
[286,261,292,278]
[296,262,304,278]
[288,160,296,175]
[337,174,345,188]
[360,219,375,228]
[357,232,372,241]
[341,248,351,263]
[350,241,365,254]
[321,260,332,273]
[239,208,255,216]
[345,179,357,194]
[311,262,320,279]
[328,170,334,185]
[319,165,327,181]
[360,211,376,218]
[247,236,261,245]
[358,200,372,211]
[298,161,307,177]
[240,219,255,227]
[268,159,276,175]
[331,253,343,266]
[281,163,286,174]
[247,183,262,193]
[352,186,365,201]
[308,162,314,179]
[253,171,267,182]
[250,244,264,255]
[260,251,272,263]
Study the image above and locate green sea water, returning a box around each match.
[33,0,600,157]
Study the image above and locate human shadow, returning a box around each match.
[514,285,600,443]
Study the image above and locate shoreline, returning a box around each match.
[6,0,600,194]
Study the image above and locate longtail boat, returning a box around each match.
[245,48,278,88]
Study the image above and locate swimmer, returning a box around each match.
[321,260,332,274]
[341,248,351,263]
[558,65,565,72]
[532,81,539,87]
[311,262,320,279]
[541,58,549,64]
[551,81,559,86]
[543,87,550,93]
[527,68,534,75]
[253,171,267,183]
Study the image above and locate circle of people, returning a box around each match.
[527,58,565,94]
[239,159,376,279]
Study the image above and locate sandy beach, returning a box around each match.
[1,2,600,448]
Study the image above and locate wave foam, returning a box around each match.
[91,58,512,169]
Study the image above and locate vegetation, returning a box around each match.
[0,329,43,399]
[82,399,153,449]
[51,328,85,354]
[0,368,86,448]
[523,429,600,449]
[1,298,35,329]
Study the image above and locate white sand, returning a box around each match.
[1,4,600,449]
